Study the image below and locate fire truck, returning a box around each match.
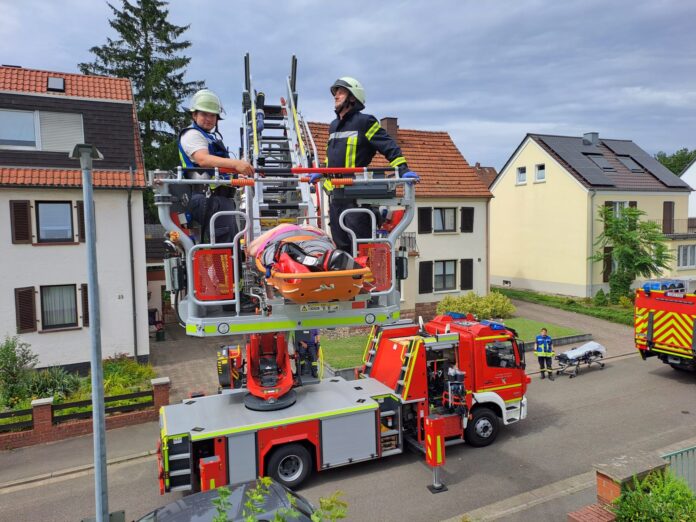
[635,279,696,371]
[158,315,529,493]
[152,55,529,494]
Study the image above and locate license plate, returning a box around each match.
[299,303,339,313]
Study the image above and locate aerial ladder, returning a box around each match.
[150,54,417,410]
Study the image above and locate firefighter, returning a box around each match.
[535,328,555,380]
[178,89,254,244]
[314,77,420,253]
[295,329,320,378]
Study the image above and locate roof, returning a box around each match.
[0,67,144,188]
[0,66,133,101]
[681,155,696,177]
[472,163,498,188]
[307,122,492,198]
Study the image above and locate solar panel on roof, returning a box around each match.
[587,154,614,171]
[603,140,689,189]
[617,156,643,172]
[538,136,615,186]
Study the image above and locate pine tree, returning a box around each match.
[79,0,203,175]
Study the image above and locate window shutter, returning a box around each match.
[418,207,432,234]
[663,201,674,234]
[419,261,433,294]
[629,201,637,208]
[77,201,86,242]
[10,200,32,244]
[460,207,474,233]
[81,283,89,326]
[603,247,613,283]
[15,287,36,333]
[460,259,473,290]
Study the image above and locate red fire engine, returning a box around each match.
[157,314,529,493]
[635,279,696,371]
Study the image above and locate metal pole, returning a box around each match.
[71,144,107,522]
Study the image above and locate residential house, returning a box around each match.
[0,65,149,369]
[473,162,498,188]
[490,132,694,298]
[309,118,492,319]
[680,156,696,216]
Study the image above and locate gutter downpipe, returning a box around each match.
[128,166,138,359]
[589,189,596,298]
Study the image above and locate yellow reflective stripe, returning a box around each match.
[365,121,381,140]
[351,136,357,167]
[479,383,522,392]
[534,352,554,357]
[436,435,443,464]
[390,156,406,167]
[204,325,217,334]
[191,402,377,440]
[476,335,510,341]
[302,314,387,328]
[344,136,357,167]
[323,179,334,192]
[402,339,422,398]
[505,398,522,404]
[292,104,306,158]
[186,324,197,334]
[393,311,400,320]
[650,347,691,359]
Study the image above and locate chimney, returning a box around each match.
[475,162,481,169]
[381,117,398,141]
[583,132,599,146]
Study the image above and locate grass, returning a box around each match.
[496,287,634,326]
[321,318,581,369]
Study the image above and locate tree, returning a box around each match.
[591,206,673,303]
[79,0,204,220]
[655,148,696,175]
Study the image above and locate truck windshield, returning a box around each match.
[485,340,517,368]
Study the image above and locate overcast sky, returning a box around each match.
[2,0,695,169]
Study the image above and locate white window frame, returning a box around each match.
[535,163,546,182]
[516,166,527,185]
[611,201,628,215]
[678,245,696,269]
[433,207,456,233]
[434,260,457,292]
[0,109,41,151]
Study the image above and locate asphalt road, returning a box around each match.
[2,354,694,522]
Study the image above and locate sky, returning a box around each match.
[2,0,695,170]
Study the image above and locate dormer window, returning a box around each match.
[47,76,65,92]
[587,154,615,171]
[617,156,643,172]
[0,109,83,152]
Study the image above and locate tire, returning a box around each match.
[267,443,312,488]
[465,407,500,447]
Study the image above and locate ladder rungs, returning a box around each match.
[380,410,396,417]
[168,453,190,461]
[381,429,399,437]
[169,469,191,477]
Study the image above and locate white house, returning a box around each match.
[0,65,149,369]
[680,156,696,216]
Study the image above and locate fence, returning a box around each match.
[0,407,33,433]
[663,444,696,493]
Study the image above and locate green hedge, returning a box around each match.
[495,288,633,326]
[613,470,696,521]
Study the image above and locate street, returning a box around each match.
[1,353,694,521]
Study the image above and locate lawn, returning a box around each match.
[321,318,581,369]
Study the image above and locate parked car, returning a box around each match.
[136,479,315,521]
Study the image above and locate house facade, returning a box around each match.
[680,156,696,217]
[0,65,149,368]
[309,119,492,319]
[490,132,694,298]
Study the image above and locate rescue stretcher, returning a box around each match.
[555,341,606,378]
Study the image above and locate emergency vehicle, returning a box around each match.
[157,315,529,493]
[635,279,696,371]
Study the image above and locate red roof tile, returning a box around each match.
[0,66,133,101]
[0,168,146,188]
[472,163,498,188]
[308,122,491,198]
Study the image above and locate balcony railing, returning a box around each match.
[399,232,419,255]
[647,219,696,236]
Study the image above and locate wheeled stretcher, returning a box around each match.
[555,341,606,378]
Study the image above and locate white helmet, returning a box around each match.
[189,89,225,117]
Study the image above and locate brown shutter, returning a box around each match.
[419,261,433,294]
[629,201,637,208]
[418,207,432,234]
[460,259,473,290]
[663,201,674,234]
[76,201,86,242]
[603,247,613,283]
[10,200,32,244]
[15,287,36,333]
[460,207,474,233]
[81,283,89,326]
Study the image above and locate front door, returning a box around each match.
[477,339,525,403]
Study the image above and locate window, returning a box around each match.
[535,164,546,182]
[486,340,517,368]
[36,201,74,243]
[617,156,643,172]
[0,109,84,152]
[587,154,615,171]
[434,260,456,291]
[40,285,78,329]
[433,208,456,232]
[0,109,37,148]
[516,167,527,184]
[678,245,696,268]
[460,207,474,233]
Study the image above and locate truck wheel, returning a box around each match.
[465,407,500,447]
[267,444,311,488]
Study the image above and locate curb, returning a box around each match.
[0,449,157,492]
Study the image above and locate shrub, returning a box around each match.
[101,353,156,394]
[613,469,696,521]
[0,336,38,408]
[28,366,81,401]
[618,295,634,309]
[436,291,515,319]
[593,289,608,306]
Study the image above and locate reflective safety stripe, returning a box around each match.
[191,402,378,440]
[476,335,510,341]
[436,435,443,464]
[345,136,357,167]
[302,314,387,328]
[329,131,359,140]
[402,339,422,398]
[534,352,555,357]
[365,121,381,140]
[505,398,522,404]
[390,156,406,167]
[479,382,522,392]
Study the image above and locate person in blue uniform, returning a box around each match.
[295,329,320,378]
[535,328,555,380]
